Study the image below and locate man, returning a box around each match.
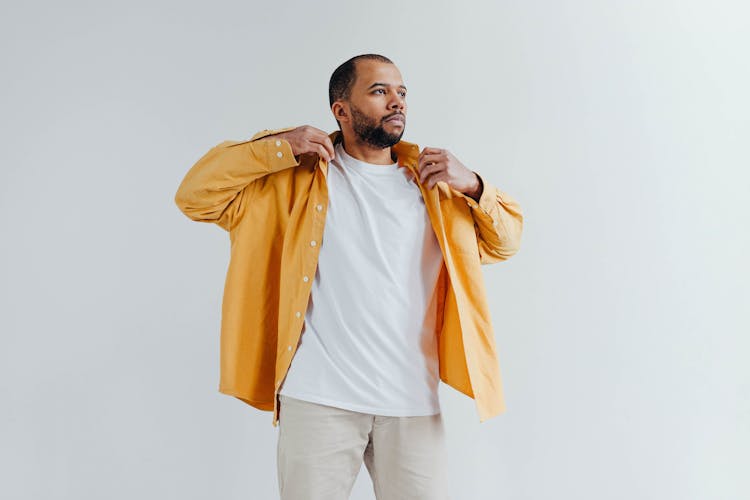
[174,54,523,500]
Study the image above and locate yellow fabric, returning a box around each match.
[174,127,524,427]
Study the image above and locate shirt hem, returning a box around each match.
[278,390,441,417]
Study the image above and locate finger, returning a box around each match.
[419,147,443,156]
[419,153,445,168]
[310,133,335,161]
[311,142,331,161]
[301,125,326,137]
[423,170,445,190]
[419,163,445,182]
[418,147,443,160]
[418,160,437,182]
[418,161,446,183]
[322,136,335,160]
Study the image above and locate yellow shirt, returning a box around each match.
[174,126,524,427]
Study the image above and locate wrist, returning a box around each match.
[465,172,483,202]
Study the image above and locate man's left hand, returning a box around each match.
[417,147,482,200]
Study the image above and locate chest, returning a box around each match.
[325,162,428,232]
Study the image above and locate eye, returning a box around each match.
[372,88,406,98]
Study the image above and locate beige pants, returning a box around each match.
[277,394,449,500]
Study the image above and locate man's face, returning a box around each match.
[343,60,407,148]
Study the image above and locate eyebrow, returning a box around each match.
[367,82,407,91]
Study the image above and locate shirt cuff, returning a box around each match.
[453,171,493,213]
[251,127,300,170]
[249,126,299,141]
[224,127,300,171]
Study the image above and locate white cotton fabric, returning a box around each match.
[279,141,444,416]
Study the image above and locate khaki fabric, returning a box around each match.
[277,395,449,500]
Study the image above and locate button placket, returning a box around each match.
[285,203,322,388]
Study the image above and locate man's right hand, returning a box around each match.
[268,125,336,162]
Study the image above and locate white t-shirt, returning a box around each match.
[278,141,445,416]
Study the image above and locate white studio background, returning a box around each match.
[1,1,747,499]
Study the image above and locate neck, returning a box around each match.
[340,134,397,165]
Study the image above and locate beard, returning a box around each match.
[350,104,405,149]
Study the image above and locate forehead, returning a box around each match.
[353,60,404,89]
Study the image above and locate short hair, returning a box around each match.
[329,54,394,127]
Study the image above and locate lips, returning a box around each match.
[385,115,405,124]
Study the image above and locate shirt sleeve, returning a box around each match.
[450,171,524,264]
[174,127,300,231]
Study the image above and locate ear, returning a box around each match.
[332,102,349,124]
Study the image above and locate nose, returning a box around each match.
[388,93,405,112]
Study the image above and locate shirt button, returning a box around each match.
[303,275,309,282]
[316,204,323,211]
[275,139,282,147]
[295,311,301,318]
[287,346,292,352]
[310,240,317,247]
[276,151,283,158]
